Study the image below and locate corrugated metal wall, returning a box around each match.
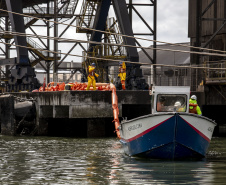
[189,0,226,38]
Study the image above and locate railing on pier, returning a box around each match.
[204,60,226,84]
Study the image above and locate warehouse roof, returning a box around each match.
[139,42,190,65]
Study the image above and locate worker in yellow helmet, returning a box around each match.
[189,95,202,115]
[86,63,99,90]
[118,62,126,90]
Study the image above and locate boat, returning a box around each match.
[117,86,216,159]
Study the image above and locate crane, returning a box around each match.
[82,0,149,90]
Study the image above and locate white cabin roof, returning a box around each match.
[152,86,190,95]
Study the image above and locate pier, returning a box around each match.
[0,91,151,137]
[1,90,226,137]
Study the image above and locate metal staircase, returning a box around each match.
[105,17,126,58]
[82,17,126,61]
[30,57,42,67]
[22,0,79,65]
[76,0,99,34]
[26,37,61,62]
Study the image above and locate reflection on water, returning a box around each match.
[0,136,226,184]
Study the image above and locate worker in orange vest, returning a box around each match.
[86,63,99,90]
[118,62,126,90]
[189,95,202,115]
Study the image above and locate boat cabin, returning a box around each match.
[150,86,190,114]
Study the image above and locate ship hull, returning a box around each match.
[119,113,216,159]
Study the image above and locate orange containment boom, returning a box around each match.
[110,83,121,139]
[33,82,121,138]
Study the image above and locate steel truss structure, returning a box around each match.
[0,0,156,91]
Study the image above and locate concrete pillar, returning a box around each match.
[87,119,106,137]
[0,95,16,135]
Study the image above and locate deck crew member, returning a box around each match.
[189,95,202,115]
[118,62,126,90]
[86,63,99,91]
[174,101,186,112]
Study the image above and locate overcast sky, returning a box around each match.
[157,0,189,44]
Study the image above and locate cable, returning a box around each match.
[1,8,226,55]
[1,30,226,58]
[0,40,226,71]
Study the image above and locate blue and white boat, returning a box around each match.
[119,86,216,159]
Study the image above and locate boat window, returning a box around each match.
[156,94,187,112]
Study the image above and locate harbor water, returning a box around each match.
[0,136,226,185]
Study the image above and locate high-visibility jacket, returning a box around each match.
[88,66,99,78]
[189,99,202,115]
[118,62,126,81]
[86,65,99,91]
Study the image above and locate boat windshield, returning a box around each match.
[156,94,187,112]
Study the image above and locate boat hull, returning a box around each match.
[119,113,216,159]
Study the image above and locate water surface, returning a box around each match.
[0,136,226,184]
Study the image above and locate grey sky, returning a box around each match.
[157,0,189,44]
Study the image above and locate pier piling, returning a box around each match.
[0,95,16,135]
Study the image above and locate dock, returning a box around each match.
[1,90,226,137]
[0,91,151,137]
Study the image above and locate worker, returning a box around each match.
[86,63,99,90]
[118,62,126,90]
[174,101,186,112]
[157,96,166,112]
[189,95,202,115]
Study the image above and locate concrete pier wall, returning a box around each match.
[12,90,151,118]
[0,90,151,137]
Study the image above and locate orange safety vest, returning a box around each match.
[189,103,197,114]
